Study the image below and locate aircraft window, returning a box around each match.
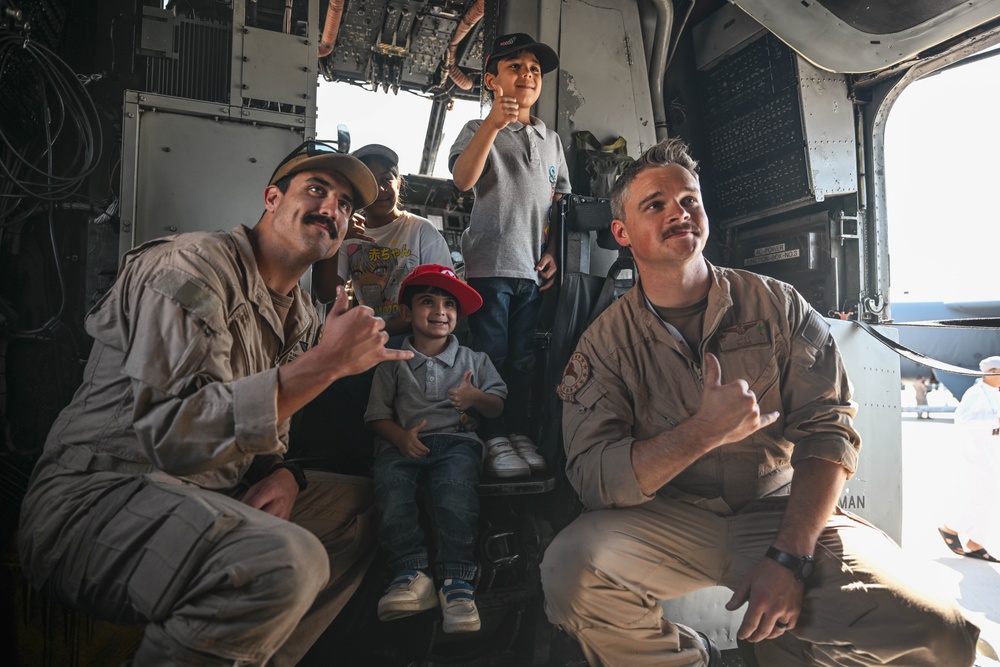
[317,80,483,179]
[885,51,1000,303]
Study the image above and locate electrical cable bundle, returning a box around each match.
[0,29,103,225]
[0,30,105,334]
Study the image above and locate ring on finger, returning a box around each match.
[775,621,789,629]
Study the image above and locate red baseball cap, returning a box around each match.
[400,264,483,316]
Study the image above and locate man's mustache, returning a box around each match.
[664,223,699,238]
[304,213,338,239]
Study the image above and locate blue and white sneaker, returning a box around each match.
[377,570,438,621]
[438,578,481,633]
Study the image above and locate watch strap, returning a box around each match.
[765,546,813,580]
[272,462,308,491]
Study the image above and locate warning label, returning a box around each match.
[745,249,800,267]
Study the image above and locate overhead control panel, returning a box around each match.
[321,0,482,93]
[319,0,483,96]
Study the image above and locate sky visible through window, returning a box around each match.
[317,82,483,179]
[885,51,1000,303]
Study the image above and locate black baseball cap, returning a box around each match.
[485,33,559,74]
[352,143,399,167]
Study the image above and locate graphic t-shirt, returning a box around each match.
[337,211,452,322]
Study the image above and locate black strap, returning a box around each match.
[854,318,1000,377]
[586,251,636,328]
[883,317,1000,330]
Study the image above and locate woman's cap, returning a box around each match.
[980,355,1000,372]
[400,264,483,316]
[352,144,399,168]
[485,33,559,74]
[269,140,378,208]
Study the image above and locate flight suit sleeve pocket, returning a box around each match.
[791,308,832,371]
[148,269,226,335]
[574,380,606,409]
[124,269,227,395]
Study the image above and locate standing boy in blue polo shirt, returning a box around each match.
[450,33,572,478]
[365,264,507,633]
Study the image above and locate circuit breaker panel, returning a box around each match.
[691,4,861,315]
[694,6,857,227]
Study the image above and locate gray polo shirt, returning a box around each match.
[366,335,507,457]
[449,117,572,282]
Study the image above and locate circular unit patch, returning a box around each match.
[557,351,591,401]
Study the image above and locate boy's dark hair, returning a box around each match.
[483,33,558,100]
[485,48,531,77]
[484,33,558,75]
[400,284,456,310]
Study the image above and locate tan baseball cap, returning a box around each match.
[268,140,378,208]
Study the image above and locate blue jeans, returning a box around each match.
[466,277,542,438]
[372,434,483,582]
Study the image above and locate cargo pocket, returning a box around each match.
[798,511,884,635]
[87,484,244,623]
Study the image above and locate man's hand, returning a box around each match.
[726,556,803,642]
[319,287,412,378]
[691,353,779,448]
[632,353,781,495]
[242,467,299,520]
[395,419,430,458]
[536,251,558,292]
[276,287,413,422]
[486,84,518,131]
[345,212,376,243]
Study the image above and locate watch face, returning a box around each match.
[799,558,816,580]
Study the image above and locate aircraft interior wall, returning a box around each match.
[0,0,883,546]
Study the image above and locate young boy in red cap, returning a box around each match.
[365,264,507,633]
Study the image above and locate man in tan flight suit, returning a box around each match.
[539,138,980,666]
[18,141,414,665]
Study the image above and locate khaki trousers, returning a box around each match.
[540,496,979,667]
[42,470,376,666]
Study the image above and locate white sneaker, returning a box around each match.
[377,570,438,621]
[438,579,481,633]
[509,434,547,473]
[484,437,530,478]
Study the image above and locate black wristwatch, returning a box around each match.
[765,546,815,581]
[272,462,308,491]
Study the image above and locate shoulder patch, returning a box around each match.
[557,351,592,401]
[149,269,223,330]
[800,309,831,350]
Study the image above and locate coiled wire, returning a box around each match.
[0,31,104,334]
